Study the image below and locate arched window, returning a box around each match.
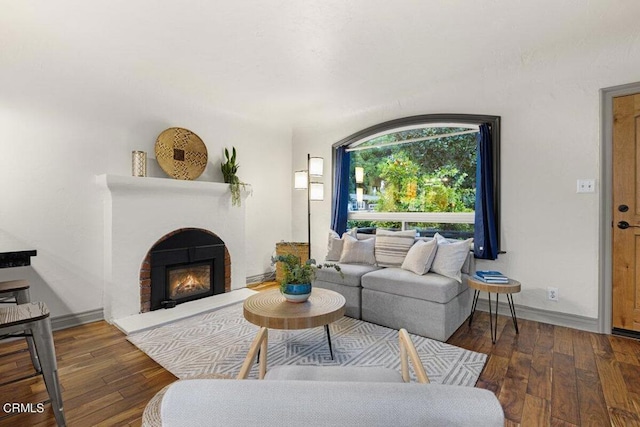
[331,114,501,256]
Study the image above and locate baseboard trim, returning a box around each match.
[246,272,275,285]
[475,299,599,333]
[51,308,104,331]
[47,296,600,334]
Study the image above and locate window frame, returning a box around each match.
[332,114,501,246]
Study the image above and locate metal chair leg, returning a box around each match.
[15,289,42,373]
[31,318,66,427]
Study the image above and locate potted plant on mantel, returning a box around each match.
[220,146,251,207]
[271,252,341,303]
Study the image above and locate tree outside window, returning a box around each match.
[347,126,477,238]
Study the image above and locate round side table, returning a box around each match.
[467,277,521,344]
[243,288,346,359]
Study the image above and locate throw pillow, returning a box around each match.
[374,229,417,267]
[326,228,357,261]
[401,239,438,275]
[339,235,376,265]
[430,233,473,283]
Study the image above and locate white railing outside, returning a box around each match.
[348,211,475,231]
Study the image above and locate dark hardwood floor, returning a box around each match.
[2,290,640,426]
[0,321,176,426]
[447,311,640,426]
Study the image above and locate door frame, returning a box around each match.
[600,82,640,333]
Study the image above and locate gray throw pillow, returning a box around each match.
[401,239,438,275]
[430,233,473,283]
[326,228,357,261]
[339,235,376,265]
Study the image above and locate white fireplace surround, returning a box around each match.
[97,174,247,322]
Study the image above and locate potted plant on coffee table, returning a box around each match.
[271,253,341,303]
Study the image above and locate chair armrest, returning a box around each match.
[399,328,430,383]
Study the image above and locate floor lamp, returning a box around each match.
[295,154,324,259]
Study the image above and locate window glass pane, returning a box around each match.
[349,127,476,214]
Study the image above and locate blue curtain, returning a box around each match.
[474,124,499,260]
[331,147,351,235]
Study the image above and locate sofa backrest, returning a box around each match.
[160,379,504,427]
[356,233,475,274]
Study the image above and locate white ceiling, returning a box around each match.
[2,1,638,129]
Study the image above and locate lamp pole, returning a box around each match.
[306,153,312,260]
[295,154,324,261]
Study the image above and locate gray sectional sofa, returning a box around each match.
[314,232,475,342]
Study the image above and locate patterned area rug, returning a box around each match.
[128,302,486,386]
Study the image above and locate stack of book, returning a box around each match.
[473,270,509,283]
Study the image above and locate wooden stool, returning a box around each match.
[0,280,41,373]
[0,302,65,426]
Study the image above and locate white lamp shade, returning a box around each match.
[309,157,324,177]
[294,171,308,189]
[355,167,364,184]
[310,182,324,200]
[356,187,364,203]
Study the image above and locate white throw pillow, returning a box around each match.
[326,228,357,261]
[401,239,438,275]
[374,229,416,267]
[339,235,376,265]
[430,233,473,283]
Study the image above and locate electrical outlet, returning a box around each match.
[577,179,596,193]
[547,287,558,301]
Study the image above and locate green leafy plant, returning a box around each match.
[220,147,251,207]
[271,253,341,291]
[221,147,239,183]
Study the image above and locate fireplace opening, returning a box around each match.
[146,229,227,311]
[168,262,212,300]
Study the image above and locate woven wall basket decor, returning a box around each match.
[155,127,208,180]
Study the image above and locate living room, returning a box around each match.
[2,1,640,426]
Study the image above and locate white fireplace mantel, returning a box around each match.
[97,174,247,322]
[97,174,233,196]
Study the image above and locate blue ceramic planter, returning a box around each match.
[281,283,312,303]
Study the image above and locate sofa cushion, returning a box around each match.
[339,236,376,265]
[315,263,381,287]
[374,229,416,267]
[327,228,358,261]
[431,234,473,283]
[361,268,467,304]
[265,366,403,383]
[401,239,438,275]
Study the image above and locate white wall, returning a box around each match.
[292,33,640,322]
[0,99,292,319]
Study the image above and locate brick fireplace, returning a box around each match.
[139,228,231,312]
[98,174,247,322]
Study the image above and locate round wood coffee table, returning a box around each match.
[243,288,346,359]
[467,277,521,344]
